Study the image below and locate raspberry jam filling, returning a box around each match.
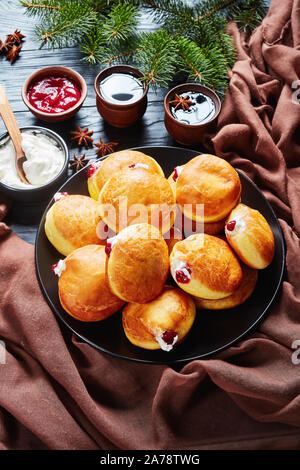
[155,330,178,351]
[105,241,112,257]
[54,192,69,202]
[172,166,183,182]
[161,329,177,345]
[105,236,118,257]
[226,220,236,232]
[87,162,101,178]
[175,263,192,284]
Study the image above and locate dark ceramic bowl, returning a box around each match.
[0,126,69,202]
[22,66,87,123]
[94,65,148,128]
[164,83,221,146]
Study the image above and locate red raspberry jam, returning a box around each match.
[172,167,179,182]
[51,262,60,275]
[87,163,100,178]
[128,164,135,168]
[226,220,236,232]
[28,76,81,114]
[105,241,112,257]
[162,329,177,345]
[175,264,191,284]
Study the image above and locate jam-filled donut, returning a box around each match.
[122,286,196,351]
[225,203,275,269]
[170,233,243,299]
[194,263,258,310]
[87,150,164,201]
[54,245,124,322]
[45,193,103,256]
[99,167,176,234]
[175,154,241,223]
[106,223,169,303]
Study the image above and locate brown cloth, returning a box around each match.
[1,0,300,450]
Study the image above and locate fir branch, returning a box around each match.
[80,29,140,65]
[101,3,140,44]
[193,0,236,22]
[175,38,214,86]
[20,0,67,17]
[229,0,269,32]
[136,30,178,88]
[34,2,98,48]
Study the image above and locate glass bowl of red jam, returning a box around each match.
[22,66,87,122]
[163,83,221,146]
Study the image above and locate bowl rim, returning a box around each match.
[94,64,149,110]
[21,66,87,118]
[164,83,221,128]
[0,126,69,193]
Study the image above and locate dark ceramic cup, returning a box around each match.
[0,126,69,202]
[164,83,221,146]
[22,66,87,123]
[94,65,148,128]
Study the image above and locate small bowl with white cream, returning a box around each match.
[0,126,69,202]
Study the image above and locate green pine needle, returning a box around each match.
[101,3,140,44]
[136,30,178,89]
[19,0,269,91]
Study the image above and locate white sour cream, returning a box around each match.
[0,131,65,189]
[155,334,178,352]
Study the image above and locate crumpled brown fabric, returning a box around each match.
[1,0,300,450]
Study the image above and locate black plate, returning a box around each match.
[35,146,285,364]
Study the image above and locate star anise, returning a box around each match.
[70,126,94,147]
[170,93,195,111]
[6,30,25,45]
[0,38,12,55]
[94,139,118,157]
[5,44,22,64]
[69,153,88,172]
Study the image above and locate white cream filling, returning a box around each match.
[88,161,102,177]
[174,165,183,181]
[54,192,68,202]
[107,234,120,250]
[170,258,191,281]
[53,259,66,277]
[129,163,149,170]
[0,131,65,189]
[155,334,178,352]
[225,216,246,234]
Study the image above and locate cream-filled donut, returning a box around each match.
[99,167,176,234]
[175,154,241,223]
[122,286,196,351]
[106,223,169,303]
[170,233,243,299]
[225,203,275,269]
[45,194,103,256]
[56,245,124,322]
[88,150,164,200]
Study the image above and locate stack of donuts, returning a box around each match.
[45,151,275,352]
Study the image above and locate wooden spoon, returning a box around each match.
[0,84,29,184]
